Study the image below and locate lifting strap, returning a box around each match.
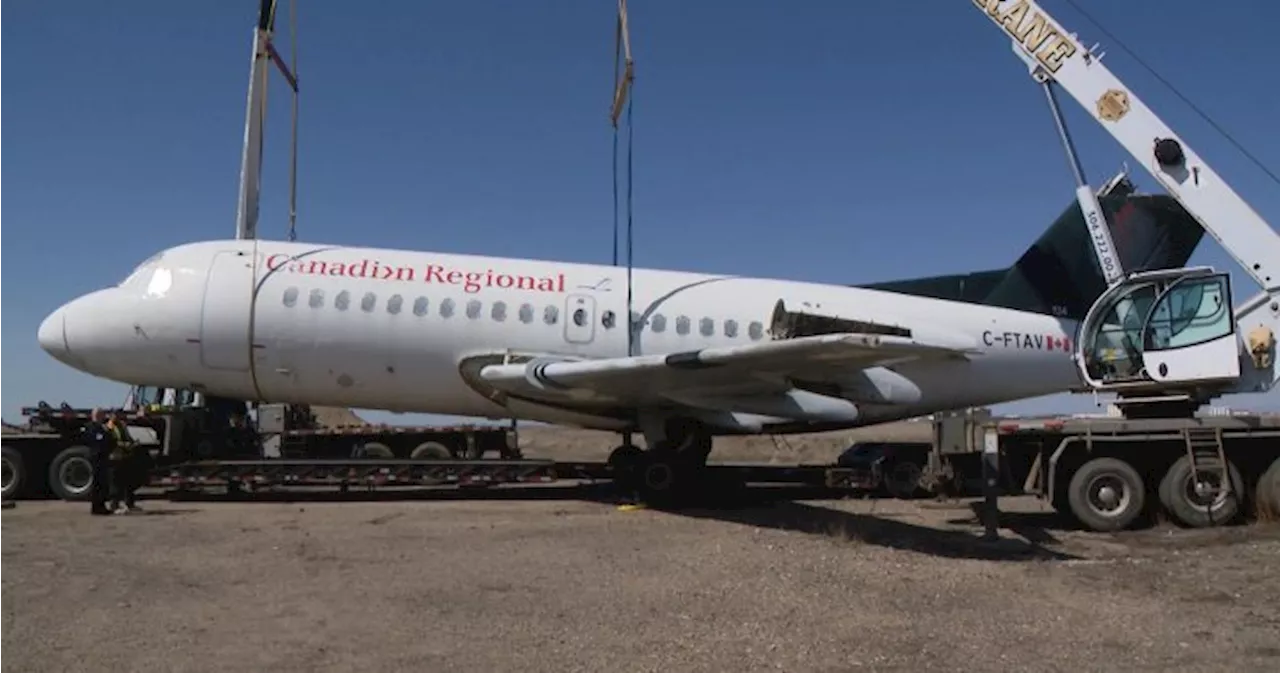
[610,0,633,129]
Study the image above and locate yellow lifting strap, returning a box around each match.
[610,0,634,128]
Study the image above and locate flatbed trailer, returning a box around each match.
[1,400,518,501]
[848,409,1280,532]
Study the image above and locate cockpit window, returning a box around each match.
[118,251,166,287]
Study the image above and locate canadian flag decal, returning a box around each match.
[1045,334,1073,351]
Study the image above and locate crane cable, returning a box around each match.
[611,0,636,356]
[1061,0,1280,188]
[286,0,299,241]
[263,0,301,241]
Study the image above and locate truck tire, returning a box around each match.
[48,445,96,502]
[357,441,395,459]
[410,441,452,460]
[1255,458,1280,521]
[2,446,27,500]
[1066,457,1146,532]
[1158,454,1245,528]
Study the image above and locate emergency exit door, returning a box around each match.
[199,250,255,371]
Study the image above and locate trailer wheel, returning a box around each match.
[410,441,452,460]
[357,442,395,459]
[48,445,96,502]
[1066,457,1146,532]
[1158,455,1245,528]
[1254,458,1280,521]
[2,446,27,500]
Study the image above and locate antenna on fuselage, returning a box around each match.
[234,0,300,241]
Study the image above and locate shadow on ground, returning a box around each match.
[144,478,1080,562]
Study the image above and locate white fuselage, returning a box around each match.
[38,239,1082,432]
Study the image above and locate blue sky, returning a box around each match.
[4,0,1278,426]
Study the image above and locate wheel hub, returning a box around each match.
[643,462,674,491]
[1087,475,1129,515]
[60,458,93,495]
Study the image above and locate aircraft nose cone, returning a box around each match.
[38,307,69,362]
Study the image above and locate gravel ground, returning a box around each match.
[4,488,1279,673]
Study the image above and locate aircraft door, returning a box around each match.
[563,294,597,344]
[199,250,256,371]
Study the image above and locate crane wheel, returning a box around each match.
[1251,458,1280,522]
[1158,455,1245,528]
[1066,457,1146,532]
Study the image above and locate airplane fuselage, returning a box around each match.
[39,239,1082,433]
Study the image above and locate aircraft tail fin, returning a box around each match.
[860,171,1205,321]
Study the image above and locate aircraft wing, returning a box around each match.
[476,332,974,408]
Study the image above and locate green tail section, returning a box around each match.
[859,174,1205,321]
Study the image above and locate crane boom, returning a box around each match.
[970,0,1279,410]
[972,0,1280,291]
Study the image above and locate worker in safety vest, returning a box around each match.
[81,408,115,516]
[105,412,143,513]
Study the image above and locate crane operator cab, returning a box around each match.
[1079,266,1241,392]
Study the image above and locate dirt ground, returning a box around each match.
[5,483,1279,673]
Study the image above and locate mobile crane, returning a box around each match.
[900,0,1280,532]
[971,0,1279,417]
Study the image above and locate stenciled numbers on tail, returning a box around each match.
[199,250,256,371]
[563,294,598,345]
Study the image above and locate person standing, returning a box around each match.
[106,412,142,513]
[82,408,115,516]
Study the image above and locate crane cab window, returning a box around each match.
[1142,276,1232,350]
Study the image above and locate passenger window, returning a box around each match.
[676,315,691,335]
[387,294,403,315]
[544,305,559,325]
[308,289,324,309]
[724,319,739,338]
[748,321,764,340]
[283,287,299,307]
[601,310,616,329]
[573,308,587,326]
[519,303,534,324]
[699,317,714,337]
[361,292,377,312]
[413,297,429,316]
[651,314,667,333]
[440,298,456,318]
[335,290,351,311]
[492,301,507,322]
[466,299,482,319]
